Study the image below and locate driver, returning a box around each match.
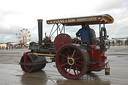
[76,23,96,49]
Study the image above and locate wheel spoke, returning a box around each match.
[62,59,67,62]
[66,51,69,57]
[60,63,68,67]
[73,66,77,75]
[67,66,72,75]
[60,54,67,58]
[75,63,82,68]
[75,66,79,74]
[74,57,82,61]
[75,51,79,56]
[67,48,72,55]
[71,50,76,58]
[65,65,69,71]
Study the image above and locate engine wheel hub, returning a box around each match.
[68,57,74,65]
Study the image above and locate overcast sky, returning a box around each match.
[0,0,128,43]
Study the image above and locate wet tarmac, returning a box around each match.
[0,46,128,85]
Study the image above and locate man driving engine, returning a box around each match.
[76,23,96,50]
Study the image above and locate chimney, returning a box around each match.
[37,19,43,45]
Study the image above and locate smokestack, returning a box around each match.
[37,19,43,45]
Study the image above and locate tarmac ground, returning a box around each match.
[0,46,128,85]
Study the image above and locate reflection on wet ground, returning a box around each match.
[0,46,128,85]
[20,70,111,85]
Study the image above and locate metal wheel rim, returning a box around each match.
[20,55,33,72]
[56,44,87,79]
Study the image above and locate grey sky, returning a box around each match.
[0,0,128,43]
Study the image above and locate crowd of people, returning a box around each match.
[111,39,128,46]
[0,43,28,50]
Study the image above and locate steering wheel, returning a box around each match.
[100,27,108,49]
[100,27,107,43]
[72,37,81,44]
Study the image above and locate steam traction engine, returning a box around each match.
[20,14,114,79]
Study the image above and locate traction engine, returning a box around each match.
[20,14,114,79]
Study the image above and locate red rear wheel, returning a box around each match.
[56,44,89,79]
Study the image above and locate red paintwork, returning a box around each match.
[21,51,33,72]
[48,37,51,40]
[54,34,72,51]
[23,51,31,63]
[87,49,107,71]
[23,52,27,63]
[89,45,95,48]
[54,34,107,72]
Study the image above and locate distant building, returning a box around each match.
[0,43,6,49]
[0,42,17,49]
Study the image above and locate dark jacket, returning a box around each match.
[76,26,90,45]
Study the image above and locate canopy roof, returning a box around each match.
[46,14,114,26]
